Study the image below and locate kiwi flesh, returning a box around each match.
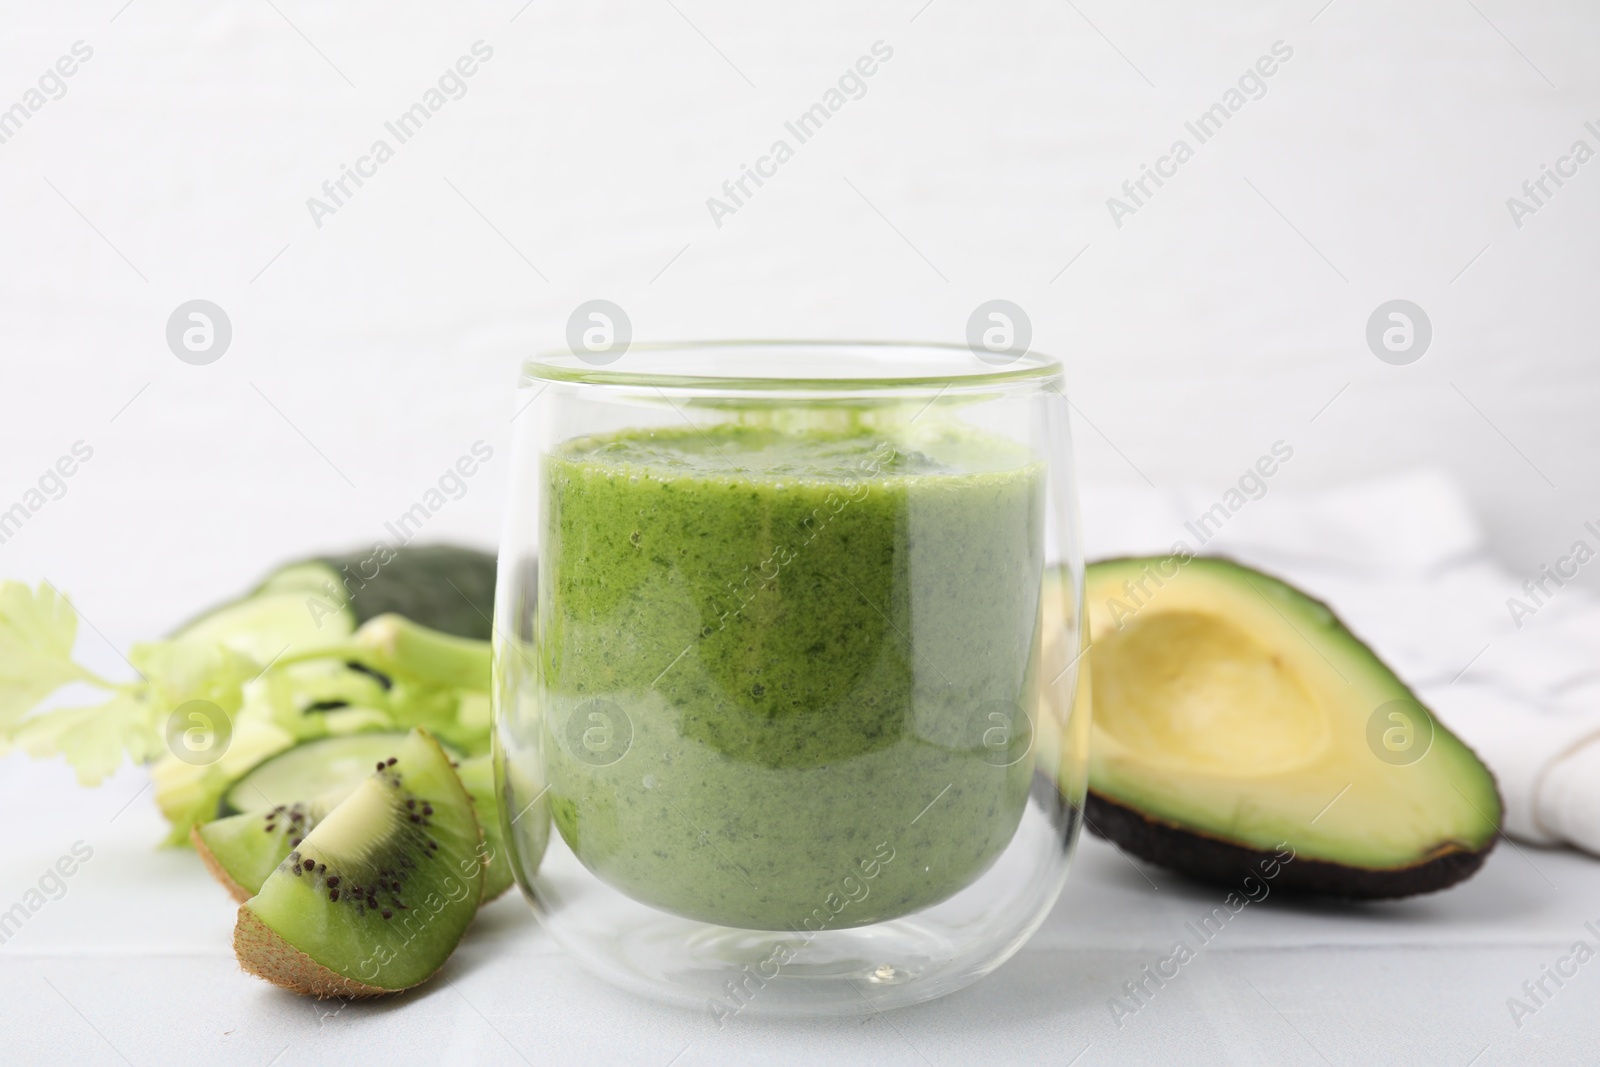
[234,729,485,996]
[192,786,355,903]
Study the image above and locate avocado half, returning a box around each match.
[1054,556,1501,899]
[173,544,497,660]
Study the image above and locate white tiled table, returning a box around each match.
[2,753,1592,1066]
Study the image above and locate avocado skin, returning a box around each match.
[319,544,496,640]
[1086,790,1497,900]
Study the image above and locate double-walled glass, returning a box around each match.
[494,342,1087,1016]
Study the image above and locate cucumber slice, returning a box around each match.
[255,561,342,596]
[173,590,352,664]
[456,756,514,901]
[223,734,416,816]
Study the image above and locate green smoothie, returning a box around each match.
[539,422,1044,931]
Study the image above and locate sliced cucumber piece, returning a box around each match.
[174,590,352,664]
[223,733,416,816]
[256,561,343,597]
[457,755,513,901]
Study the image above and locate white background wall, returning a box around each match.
[3,0,1598,640]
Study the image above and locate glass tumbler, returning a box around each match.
[493,341,1087,1017]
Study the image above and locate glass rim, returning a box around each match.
[522,339,1062,392]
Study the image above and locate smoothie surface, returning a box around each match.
[563,423,1022,480]
[539,422,1045,930]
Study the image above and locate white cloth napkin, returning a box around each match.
[1080,468,1600,857]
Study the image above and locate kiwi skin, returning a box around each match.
[191,824,253,905]
[234,909,392,998]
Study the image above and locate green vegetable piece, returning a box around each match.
[457,755,515,902]
[221,732,419,817]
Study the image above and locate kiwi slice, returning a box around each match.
[193,786,353,903]
[234,729,485,996]
[195,764,513,905]
[204,734,514,903]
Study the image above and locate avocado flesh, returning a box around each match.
[1069,557,1500,897]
